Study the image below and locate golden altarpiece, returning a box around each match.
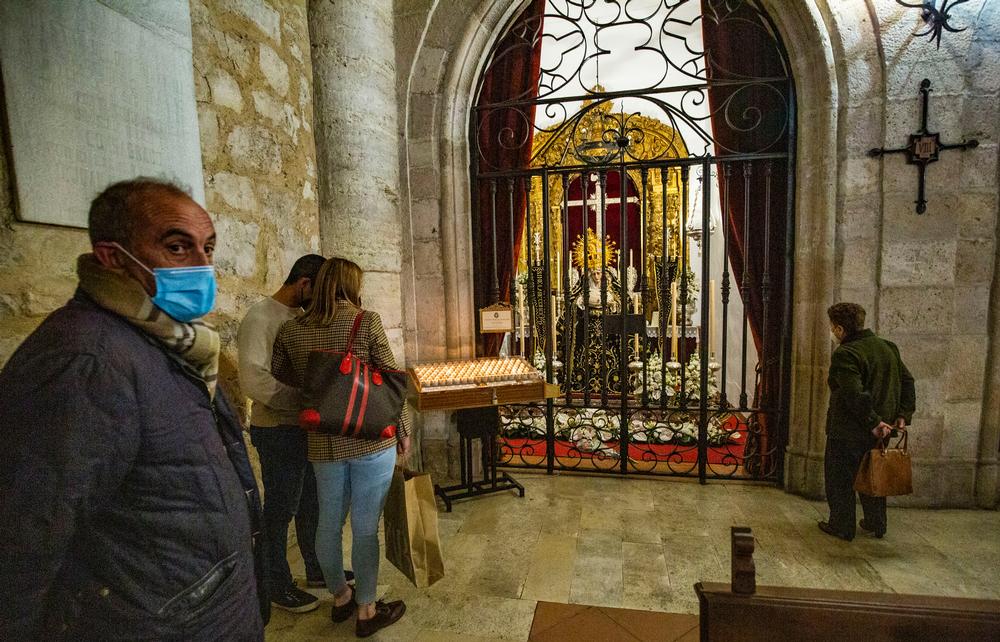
[511,97,696,397]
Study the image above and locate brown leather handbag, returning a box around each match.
[298,311,407,440]
[854,431,913,497]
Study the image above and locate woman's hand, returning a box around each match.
[872,421,893,439]
[396,435,412,461]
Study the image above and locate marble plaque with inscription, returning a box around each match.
[0,0,205,228]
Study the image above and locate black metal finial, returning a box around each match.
[895,0,970,49]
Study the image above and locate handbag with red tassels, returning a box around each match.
[298,310,408,440]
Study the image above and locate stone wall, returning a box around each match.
[190,0,320,404]
[866,0,999,506]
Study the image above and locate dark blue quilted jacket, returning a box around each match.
[0,292,265,641]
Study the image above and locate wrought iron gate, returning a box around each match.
[470,0,795,482]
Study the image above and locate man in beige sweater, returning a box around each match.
[237,254,329,613]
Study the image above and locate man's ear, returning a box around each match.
[92,242,125,269]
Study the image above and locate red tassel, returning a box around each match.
[339,355,352,375]
[372,370,383,386]
[380,425,397,439]
[299,408,321,431]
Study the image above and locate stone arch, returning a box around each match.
[401,0,884,495]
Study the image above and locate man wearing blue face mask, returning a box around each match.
[0,178,265,641]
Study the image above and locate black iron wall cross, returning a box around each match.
[868,79,979,214]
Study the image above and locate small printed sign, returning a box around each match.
[479,304,514,333]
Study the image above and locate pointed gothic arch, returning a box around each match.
[401,0,858,493]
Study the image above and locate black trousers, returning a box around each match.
[824,437,887,538]
[250,426,323,591]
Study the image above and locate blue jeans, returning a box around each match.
[250,426,324,592]
[313,446,396,605]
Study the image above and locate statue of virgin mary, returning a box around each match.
[557,229,625,395]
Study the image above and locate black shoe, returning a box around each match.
[859,519,885,538]
[818,521,853,542]
[271,585,320,613]
[331,586,356,623]
[356,600,406,638]
[306,569,354,589]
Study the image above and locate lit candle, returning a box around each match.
[670,281,679,359]
[708,278,716,356]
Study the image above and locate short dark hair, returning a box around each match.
[284,254,326,285]
[88,178,191,245]
[827,302,866,335]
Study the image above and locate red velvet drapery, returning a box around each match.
[473,0,546,356]
[701,0,791,474]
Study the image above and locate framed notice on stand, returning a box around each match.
[479,303,513,333]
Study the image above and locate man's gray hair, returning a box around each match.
[88,177,192,245]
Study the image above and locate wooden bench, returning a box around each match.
[695,527,1000,641]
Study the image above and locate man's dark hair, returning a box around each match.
[88,178,192,245]
[827,302,866,335]
[284,254,327,285]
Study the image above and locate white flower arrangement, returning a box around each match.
[500,402,739,450]
[529,349,559,385]
[633,352,719,404]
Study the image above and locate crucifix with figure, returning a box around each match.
[868,78,978,214]
[565,173,639,237]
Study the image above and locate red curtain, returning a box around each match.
[474,0,546,356]
[701,0,791,474]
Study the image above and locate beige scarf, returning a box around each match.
[77,254,220,397]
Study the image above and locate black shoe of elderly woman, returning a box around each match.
[859,519,886,538]
[818,520,853,542]
[355,599,406,638]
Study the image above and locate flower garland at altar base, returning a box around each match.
[500,406,740,454]
[500,351,741,458]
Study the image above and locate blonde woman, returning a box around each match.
[272,257,410,638]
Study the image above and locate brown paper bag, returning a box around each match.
[384,467,445,587]
[854,432,913,497]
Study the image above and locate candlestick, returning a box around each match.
[551,295,558,349]
[708,278,716,356]
[633,291,641,356]
[518,282,526,357]
[670,281,679,359]
[555,255,561,296]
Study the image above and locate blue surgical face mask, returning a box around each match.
[114,244,217,322]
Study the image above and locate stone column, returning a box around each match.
[308,0,403,345]
[309,1,420,465]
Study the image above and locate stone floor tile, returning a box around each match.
[622,541,672,611]
[522,533,578,603]
[569,529,624,607]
